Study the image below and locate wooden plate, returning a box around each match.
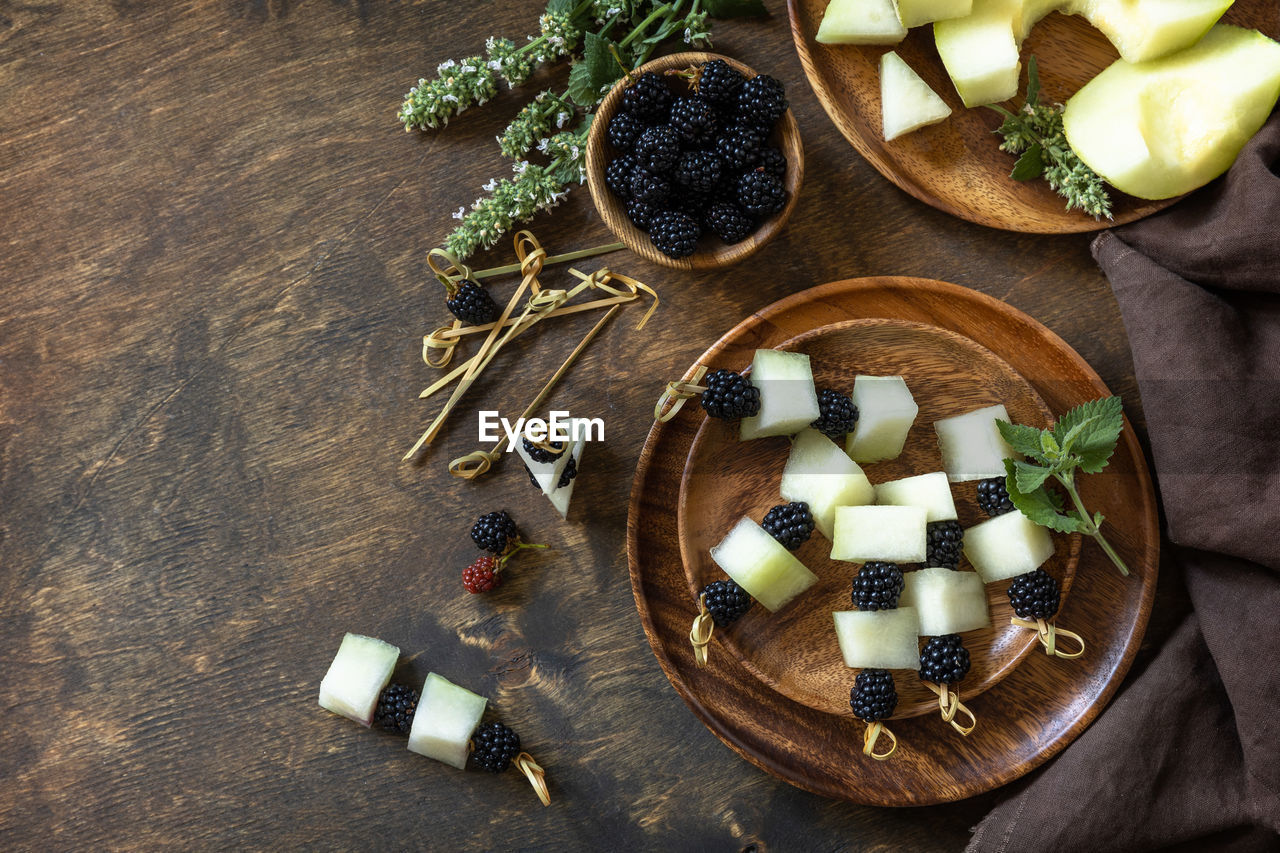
[627,277,1159,805]
[785,0,1276,233]
[677,318,1081,719]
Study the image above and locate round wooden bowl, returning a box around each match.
[584,51,804,270]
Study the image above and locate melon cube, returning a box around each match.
[318,633,400,727]
[407,673,488,770]
[816,0,906,45]
[897,0,972,27]
[880,51,953,142]
[873,471,958,522]
[934,403,1018,482]
[740,350,820,440]
[545,433,586,519]
[831,505,927,563]
[711,517,819,612]
[780,429,874,539]
[833,608,922,670]
[845,376,918,463]
[964,510,1055,582]
[899,567,990,634]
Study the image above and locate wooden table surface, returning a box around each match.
[1,2,1186,849]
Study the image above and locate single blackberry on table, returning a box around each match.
[525,455,577,490]
[851,561,904,611]
[1008,569,1061,620]
[714,124,765,173]
[758,146,787,178]
[607,110,647,150]
[850,669,897,722]
[735,74,788,130]
[735,169,787,217]
[926,520,964,570]
[629,169,671,207]
[471,510,520,554]
[976,477,1015,516]
[810,388,859,440]
[604,154,638,199]
[446,281,499,326]
[696,58,747,108]
[647,209,701,259]
[669,95,719,145]
[700,578,753,627]
[462,554,502,594]
[471,721,521,773]
[521,437,566,464]
[673,150,723,195]
[633,125,681,174]
[919,634,971,684]
[626,199,656,232]
[761,501,815,551]
[700,368,760,420]
[702,201,754,244]
[621,71,673,122]
[372,683,419,735]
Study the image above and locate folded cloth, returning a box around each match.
[967,114,1280,852]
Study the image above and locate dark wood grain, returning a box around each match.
[629,277,1159,805]
[0,0,1183,848]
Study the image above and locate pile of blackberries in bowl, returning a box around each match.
[586,53,802,268]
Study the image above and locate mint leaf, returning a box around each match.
[1010,144,1045,181]
[1040,430,1061,458]
[1056,414,1098,456]
[567,32,623,107]
[1004,461,1083,534]
[1011,459,1052,493]
[997,420,1047,461]
[1054,395,1124,473]
[1025,55,1041,107]
[704,0,768,17]
[545,0,575,14]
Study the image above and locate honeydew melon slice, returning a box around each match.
[899,567,990,634]
[831,505,928,563]
[934,403,1018,483]
[318,633,400,727]
[407,673,488,770]
[964,509,1055,582]
[881,51,953,141]
[845,375,918,463]
[780,429,875,539]
[740,350,821,441]
[545,431,587,519]
[897,0,973,27]
[711,517,819,612]
[816,0,907,45]
[874,471,958,522]
[833,608,922,669]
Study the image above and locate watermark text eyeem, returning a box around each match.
[477,410,604,450]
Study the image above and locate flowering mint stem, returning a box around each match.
[1055,471,1130,577]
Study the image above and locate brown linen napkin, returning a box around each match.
[967,114,1280,852]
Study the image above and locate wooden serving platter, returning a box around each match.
[785,0,1277,233]
[627,277,1159,805]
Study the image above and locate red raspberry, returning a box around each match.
[462,555,502,594]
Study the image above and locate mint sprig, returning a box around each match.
[996,395,1130,576]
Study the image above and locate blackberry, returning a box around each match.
[714,124,765,173]
[605,154,638,199]
[926,520,964,570]
[521,437,566,464]
[761,501,815,551]
[446,281,500,326]
[669,95,718,145]
[702,201,754,244]
[607,110,646,151]
[851,561,904,611]
[626,199,656,232]
[700,578,753,627]
[372,683,418,735]
[634,125,681,174]
[696,59,746,108]
[976,477,1015,516]
[471,510,519,554]
[526,455,577,490]
[621,71,672,122]
[630,169,671,207]
[673,150,723,196]
[462,554,502,593]
[1008,569,1061,620]
[810,389,859,440]
[849,669,897,722]
[735,169,787,217]
[648,209,701,259]
[918,634,971,684]
[675,192,712,222]
[736,74,788,130]
[471,721,521,773]
[758,147,787,178]
[700,368,760,420]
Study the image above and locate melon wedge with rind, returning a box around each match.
[831,504,928,563]
[780,429,875,539]
[965,510,1055,582]
[740,349,821,441]
[881,51,953,142]
[710,517,819,612]
[899,567,990,634]
[319,633,400,727]
[407,673,488,770]
[874,471,958,522]
[934,403,1019,483]
[833,608,922,670]
[845,375,918,463]
[816,0,907,45]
